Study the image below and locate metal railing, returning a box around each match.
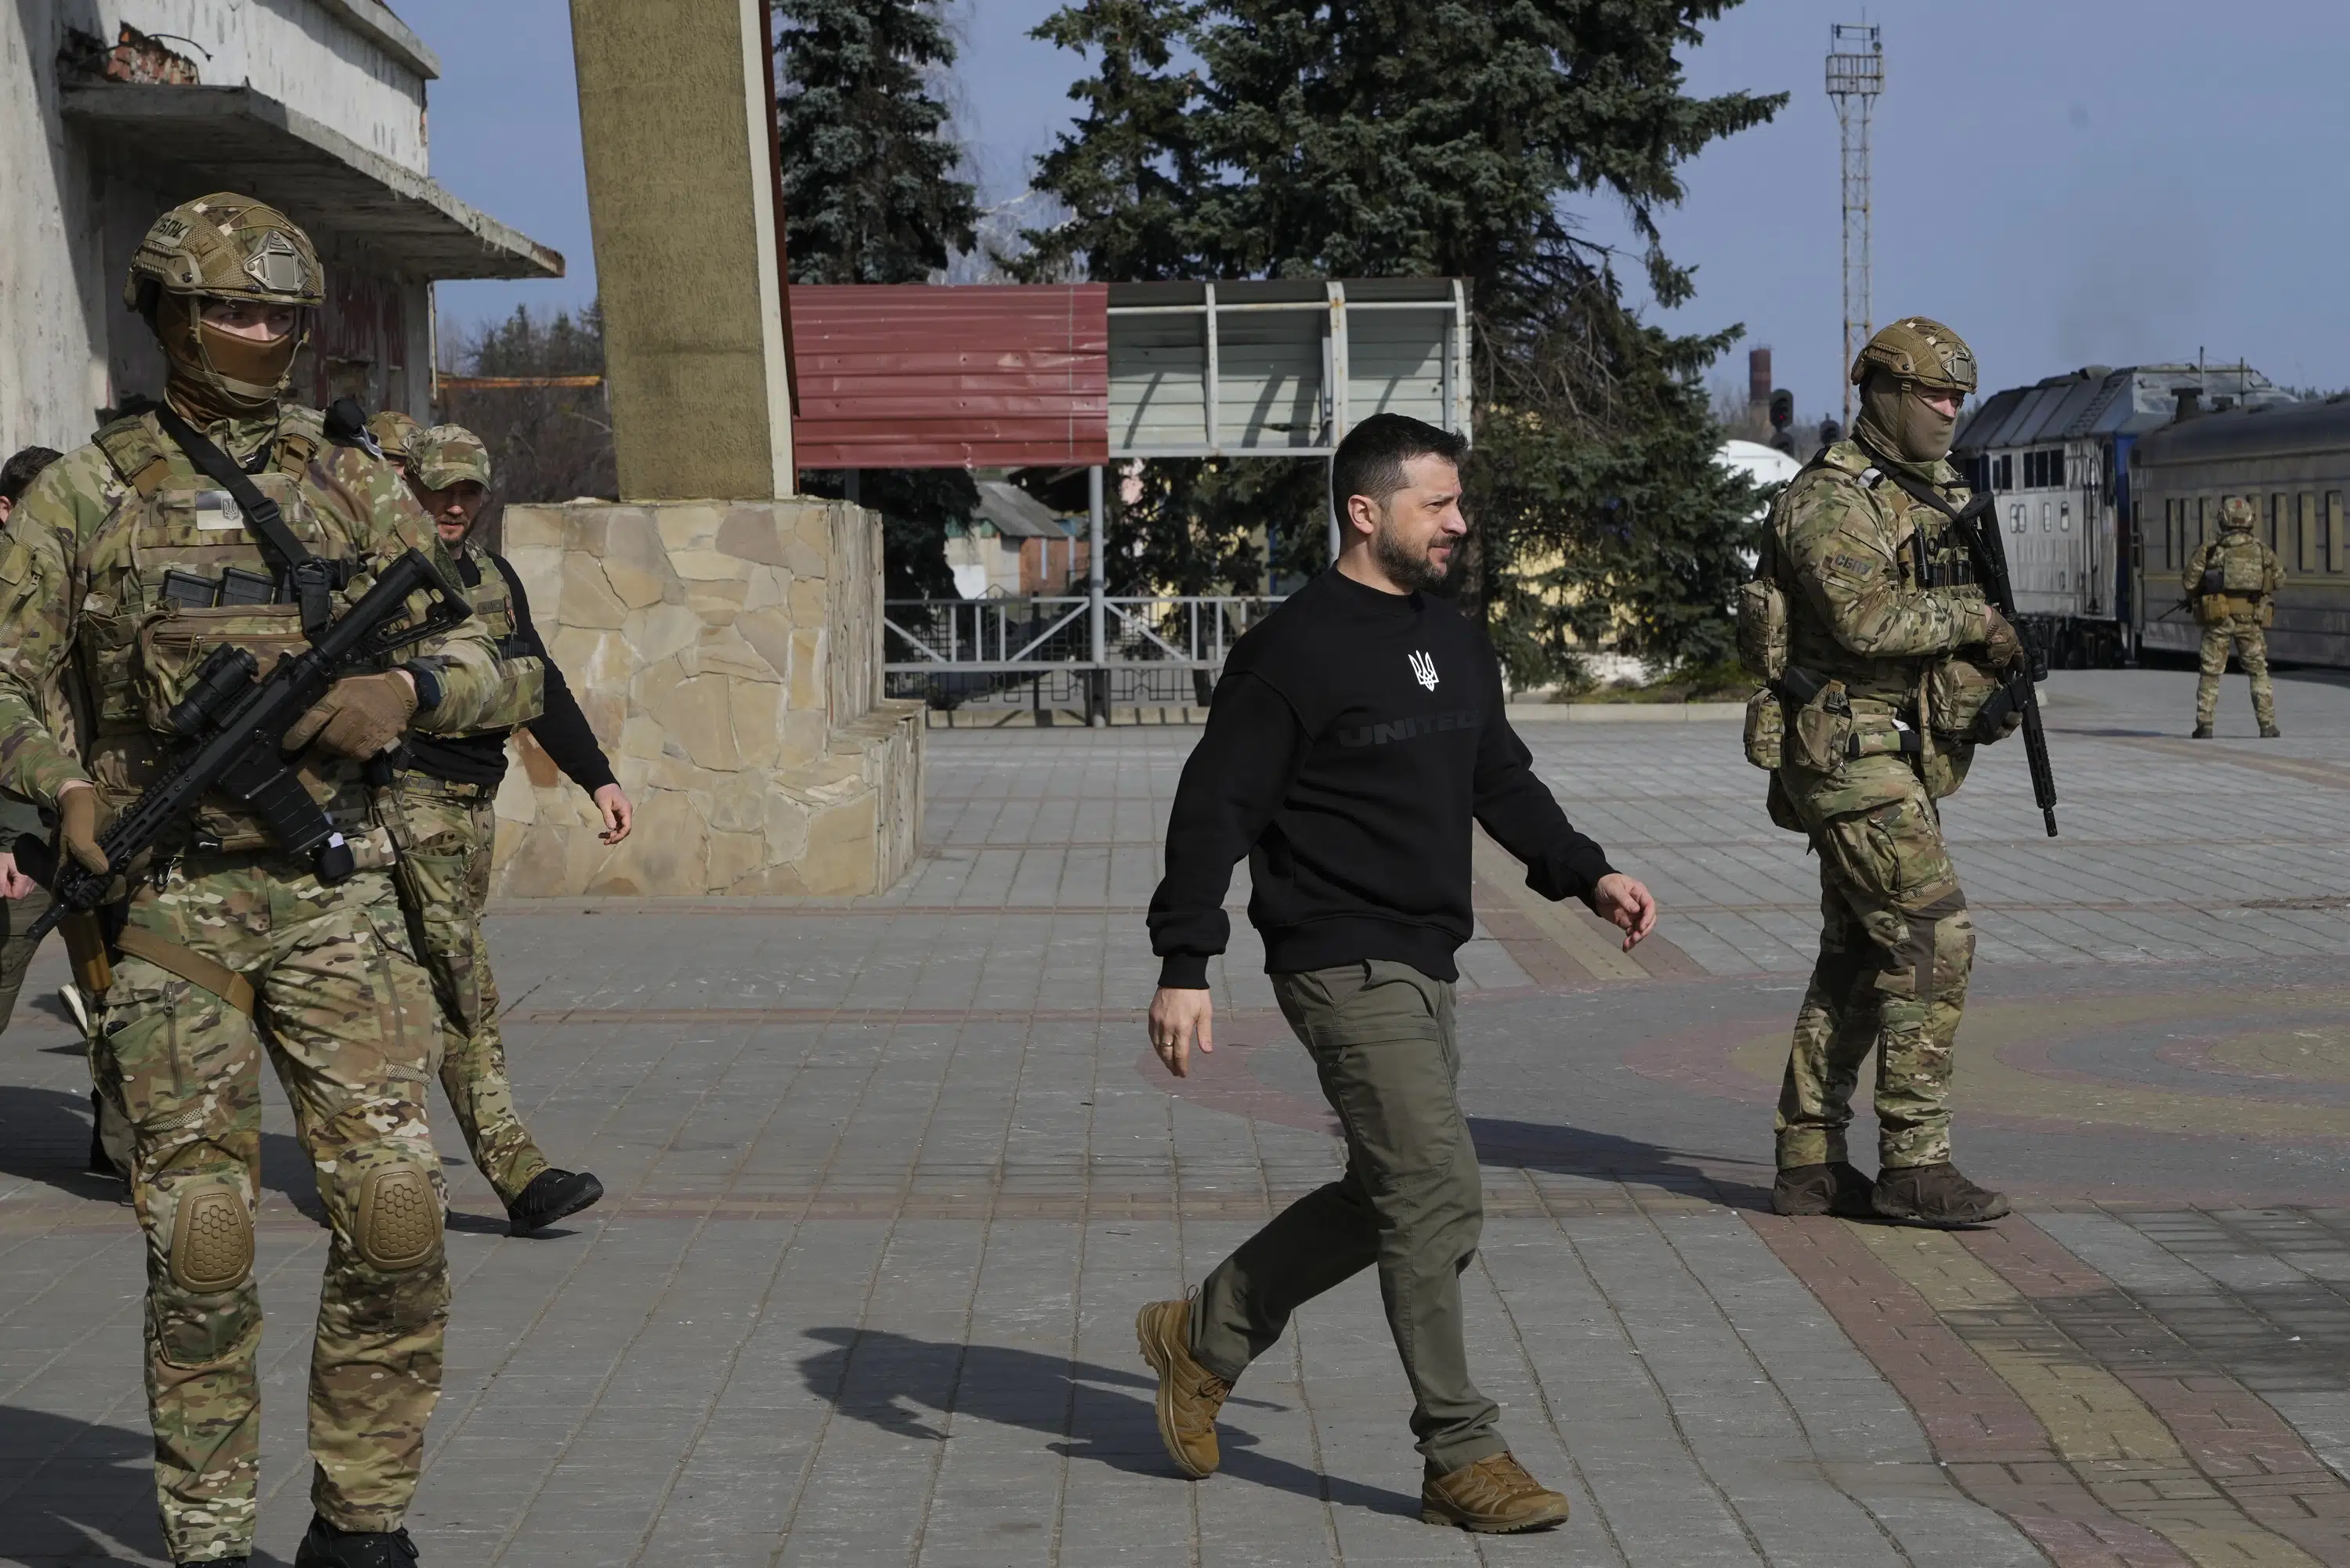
[883,595,1283,714]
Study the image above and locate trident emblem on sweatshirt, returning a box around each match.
[1408,650,1439,691]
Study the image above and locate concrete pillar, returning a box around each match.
[499,1,923,899]
[568,0,794,500]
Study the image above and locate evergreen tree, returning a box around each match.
[776,0,979,598]
[1025,1,1781,677]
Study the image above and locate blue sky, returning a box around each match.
[410,0,2350,410]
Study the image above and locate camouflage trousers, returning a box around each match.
[93,853,447,1563]
[388,774,548,1205]
[2196,618,2276,729]
[1776,771,1976,1170]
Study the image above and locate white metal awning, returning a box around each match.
[1107,278,1470,458]
[61,82,562,282]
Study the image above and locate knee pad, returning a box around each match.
[166,1173,255,1295]
[354,1158,443,1272]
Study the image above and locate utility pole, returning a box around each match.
[1826,23,1882,430]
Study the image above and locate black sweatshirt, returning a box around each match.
[404,551,620,795]
[1148,568,1616,988]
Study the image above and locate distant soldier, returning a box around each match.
[394,424,630,1236]
[366,409,421,475]
[2184,496,2283,738]
[0,193,537,1568]
[1748,317,2027,1228]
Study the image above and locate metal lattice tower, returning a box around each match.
[1826,23,1882,428]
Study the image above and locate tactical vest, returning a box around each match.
[78,408,380,850]
[2203,531,2268,595]
[1763,441,1987,718]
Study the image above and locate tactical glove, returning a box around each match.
[56,784,110,875]
[1976,606,2026,674]
[284,671,417,760]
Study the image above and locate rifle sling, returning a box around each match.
[114,924,256,1017]
[150,404,335,638]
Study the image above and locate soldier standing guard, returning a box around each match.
[1742,317,2027,1228]
[0,194,540,1568]
[389,424,625,1236]
[2185,496,2283,738]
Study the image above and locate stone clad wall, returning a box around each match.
[488,497,923,898]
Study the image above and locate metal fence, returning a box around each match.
[883,595,1282,714]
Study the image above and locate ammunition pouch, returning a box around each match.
[1927,656,2003,745]
[1736,578,1789,684]
[1742,688,1785,769]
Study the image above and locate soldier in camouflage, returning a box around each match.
[2185,496,2283,739]
[365,410,421,476]
[0,195,544,1568]
[389,424,620,1237]
[1749,318,2025,1229]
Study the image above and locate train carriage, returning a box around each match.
[2130,396,2350,667]
[1954,363,2294,667]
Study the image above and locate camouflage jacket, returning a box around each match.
[1764,439,1995,812]
[0,403,540,849]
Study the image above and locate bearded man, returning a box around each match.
[1133,412,1658,1534]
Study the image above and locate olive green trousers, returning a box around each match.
[1189,959,1506,1472]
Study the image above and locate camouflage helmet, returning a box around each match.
[1850,316,1977,396]
[122,193,323,315]
[367,410,422,466]
[2221,495,2255,529]
[409,424,491,490]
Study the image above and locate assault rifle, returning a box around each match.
[14,547,471,943]
[1875,468,2059,836]
[1946,496,2059,836]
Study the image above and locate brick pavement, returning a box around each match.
[2,668,2348,1564]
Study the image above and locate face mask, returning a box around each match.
[1858,374,1958,465]
[153,292,303,421]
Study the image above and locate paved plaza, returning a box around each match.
[4,667,2350,1566]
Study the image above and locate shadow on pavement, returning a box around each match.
[797,1327,1423,1518]
[0,1404,204,1566]
[0,1084,319,1219]
[1470,1115,1775,1212]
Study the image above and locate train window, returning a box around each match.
[2301,493,2319,572]
[2163,498,2177,565]
[2011,502,2025,535]
[2047,450,2064,488]
[2196,496,2208,549]
[1996,453,2012,490]
[2330,492,2345,573]
[2060,501,2071,532]
[2270,493,2287,552]
[2041,500,2052,533]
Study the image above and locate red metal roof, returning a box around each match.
[788,283,1109,470]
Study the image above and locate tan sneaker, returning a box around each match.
[1421,1453,1571,1533]
[1135,1297,1230,1479]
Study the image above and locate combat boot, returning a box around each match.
[2191,723,2214,739]
[1136,1296,1231,1479]
[506,1168,605,1237]
[2261,722,2282,739]
[293,1516,418,1566]
[1871,1163,2010,1228]
[1771,1161,1875,1217]
[1421,1453,1571,1533]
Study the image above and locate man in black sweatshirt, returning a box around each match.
[1136,414,1658,1534]
[393,425,631,1236]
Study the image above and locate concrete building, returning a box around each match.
[2,1,559,454]
[945,480,1089,599]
